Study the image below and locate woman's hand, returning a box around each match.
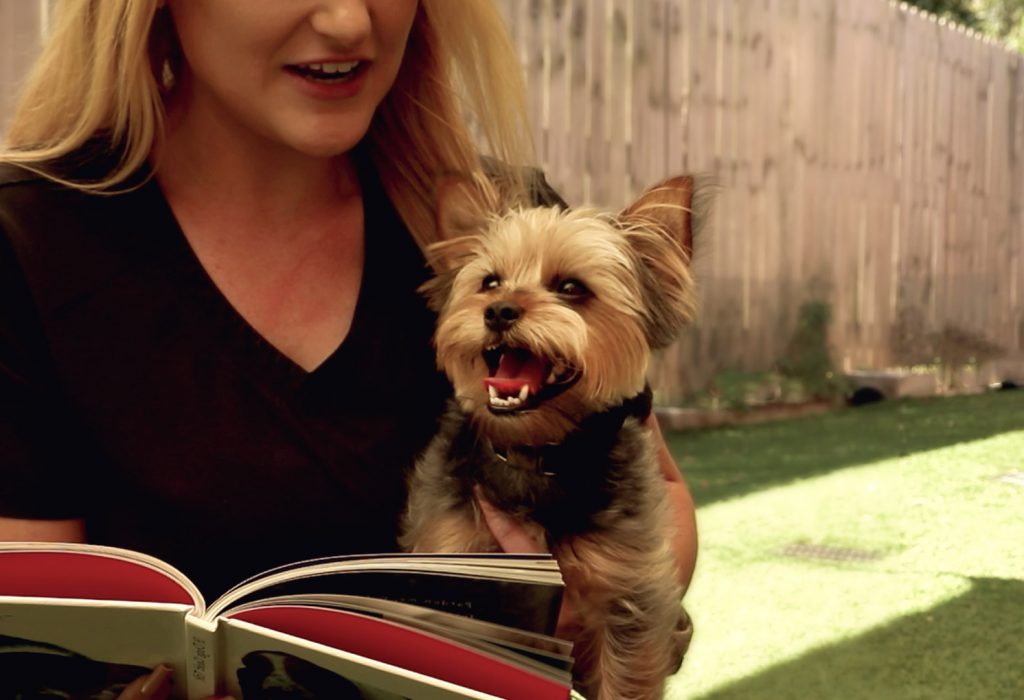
[116,664,235,700]
[116,665,173,700]
[475,490,582,640]
[474,489,546,553]
[645,412,698,593]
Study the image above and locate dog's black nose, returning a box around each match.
[484,301,522,331]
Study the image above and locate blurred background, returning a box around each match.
[2,1,1022,698]
[491,0,1024,410]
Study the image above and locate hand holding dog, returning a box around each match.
[475,488,584,640]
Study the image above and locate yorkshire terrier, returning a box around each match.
[401,174,709,700]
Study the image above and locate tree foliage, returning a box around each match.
[972,0,1024,51]
[905,0,981,27]
[904,0,1024,51]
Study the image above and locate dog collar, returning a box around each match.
[489,442,557,477]
[483,385,653,478]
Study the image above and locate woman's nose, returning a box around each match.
[310,1,371,47]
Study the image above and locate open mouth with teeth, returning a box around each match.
[481,345,581,414]
[286,60,363,83]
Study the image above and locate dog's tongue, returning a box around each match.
[483,349,546,397]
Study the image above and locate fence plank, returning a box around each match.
[0,1,45,137]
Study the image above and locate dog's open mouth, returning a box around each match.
[481,345,581,414]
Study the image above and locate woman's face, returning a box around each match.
[165,0,419,157]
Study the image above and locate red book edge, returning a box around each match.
[0,551,195,606]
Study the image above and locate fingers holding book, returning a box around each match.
[116,664,173,700]
[117,663,238,700]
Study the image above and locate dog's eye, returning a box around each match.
[556,278,591,298]
[481,274,502,291]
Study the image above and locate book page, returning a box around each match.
[0,597,192,699]
[210,566,562,634]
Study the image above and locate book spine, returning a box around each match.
[184,616,218,697]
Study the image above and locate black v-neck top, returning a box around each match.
[0,149,452,599]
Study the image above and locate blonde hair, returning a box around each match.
[1,0,536,249]
[2,1,165,189]
[368,1,535,248]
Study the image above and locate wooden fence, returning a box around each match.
[0,1,47,135]
[496,0,1024,400]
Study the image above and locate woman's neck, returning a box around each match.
[151,97,368,372]
[155,98,361,233]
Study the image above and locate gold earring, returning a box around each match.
[160,58,176,92]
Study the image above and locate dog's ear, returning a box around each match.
[622,175,712,261]
[619,175,715,348]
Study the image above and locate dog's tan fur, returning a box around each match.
[402,175,706,699]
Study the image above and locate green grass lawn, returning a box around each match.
[665,391,1024,699]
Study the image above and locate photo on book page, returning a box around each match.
[236,649,409,700]
[0,633,148,700]
[0,598,192,698]
[219,618,499,700]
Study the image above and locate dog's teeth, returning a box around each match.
[488,385,498,400]
[518,385,529,401]
[548,363,565,383]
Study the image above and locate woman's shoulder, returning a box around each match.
[0,160,45,188]
[0,161,71,213]
[0,158,104,255]
[0,148,165,315]
[0,148,110,214]
[0,160,88,254]
[0,136,134,194]
[0,140,152,232]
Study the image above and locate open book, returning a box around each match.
[0,543,573,699]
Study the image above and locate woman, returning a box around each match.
[0,1,696,695]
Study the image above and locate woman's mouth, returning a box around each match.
[286,60,364,83]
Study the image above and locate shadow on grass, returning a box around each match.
[697,577,1024,700]
[667,391,1024,506]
